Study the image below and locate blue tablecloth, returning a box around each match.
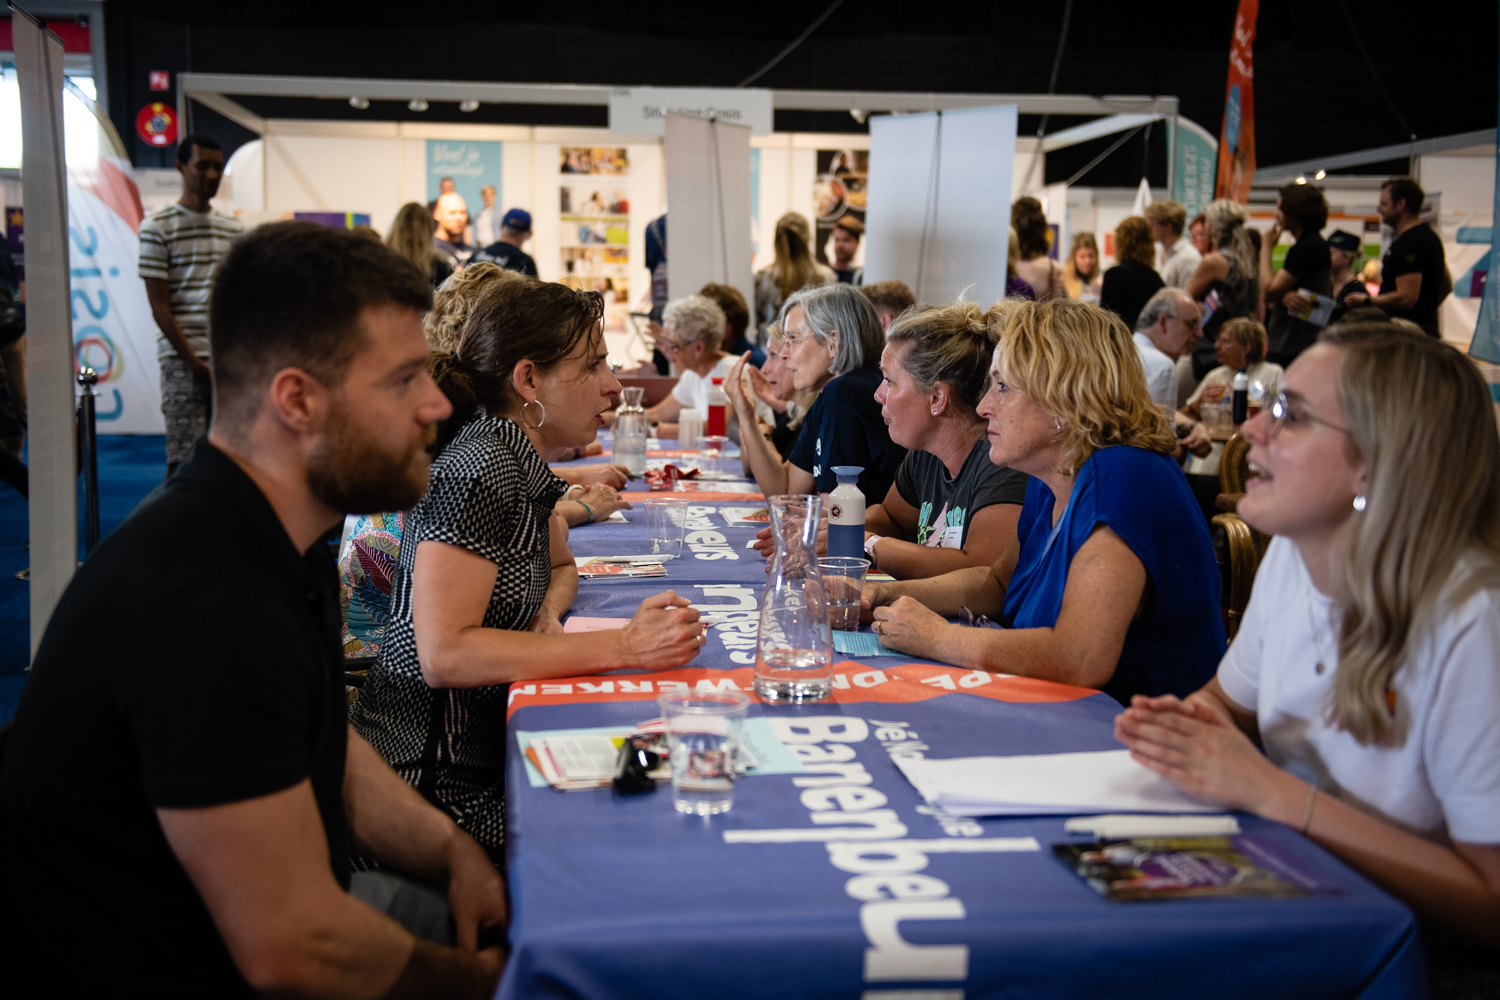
[498,463,1425,1000]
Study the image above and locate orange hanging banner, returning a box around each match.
[1214,0,1259,203]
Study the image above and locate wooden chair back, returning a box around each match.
[1219,433,1253,495]
[1212,513,1261,640]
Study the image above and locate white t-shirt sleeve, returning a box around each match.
[672,370,701,408]
[1216,537,1297,713]
[1422,591,1500,844]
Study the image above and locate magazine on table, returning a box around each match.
[1053,835,1335,901]
[574,556,670,579]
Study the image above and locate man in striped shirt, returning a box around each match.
[139,133,244,475]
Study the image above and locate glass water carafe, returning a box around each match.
[755,494,833,702]
[612,386,649,477]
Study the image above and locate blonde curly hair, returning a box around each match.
[990,298,1176,476]
[424,262,528,352]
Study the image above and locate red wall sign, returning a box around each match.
[149,70,170,92]
[135,102,179,147]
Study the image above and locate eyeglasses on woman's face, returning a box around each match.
[1267,389,1350,439]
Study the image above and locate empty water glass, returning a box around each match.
[658,689,750,815]
[817,557,870,632]
[644,498,689,559]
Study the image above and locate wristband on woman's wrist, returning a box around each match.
[576,499,595,523]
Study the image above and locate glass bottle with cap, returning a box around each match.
[826,466,866,560]
[612,386,649,478]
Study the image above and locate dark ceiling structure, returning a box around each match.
[92,0,1498,185]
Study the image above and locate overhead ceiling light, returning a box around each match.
[408,99,429,112]
[459,99,480,113]
[1315,169,1327,180]
[1294,175,1307,185]
[348,96,369,110]
[849,108,868,125]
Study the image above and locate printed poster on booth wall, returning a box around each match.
[426,140,502,239]
[558,147,631,334]
[813,149,867,269]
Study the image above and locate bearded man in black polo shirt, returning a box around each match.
[1345,176,1453,337]
[0,222,507,998]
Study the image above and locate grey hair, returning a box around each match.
[1135,288,1189,332]
[663,295,727,352]
[779,283,885,377]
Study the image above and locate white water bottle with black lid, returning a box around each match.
[826,466,866,560]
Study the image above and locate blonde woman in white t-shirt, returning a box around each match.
[1179,317,1284,477]
[1117,324,1500,956]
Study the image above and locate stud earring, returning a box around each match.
[1353,494,1368,512]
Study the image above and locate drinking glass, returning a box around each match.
[657,690,750,815]
[754,495,833,702]
[698,435,729,474]
[817,557,870,631]
[644,498,689,559]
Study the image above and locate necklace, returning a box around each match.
[1305,591,1335,678]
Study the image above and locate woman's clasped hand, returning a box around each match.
[1113,689,1301,817]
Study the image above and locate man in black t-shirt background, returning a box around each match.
[471,207,540,276]
[1345,176,1452,337]
[1,223,507,998]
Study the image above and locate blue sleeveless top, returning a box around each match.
[1002,446,1225,703]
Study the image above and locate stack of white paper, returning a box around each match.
[895,750,1219,817]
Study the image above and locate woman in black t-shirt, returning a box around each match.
[1100,216,1164,330]
[1260,184,1333,368]
[858,300,1030,580]
[727,283,903,503]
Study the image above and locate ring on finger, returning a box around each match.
[873,621,882,635]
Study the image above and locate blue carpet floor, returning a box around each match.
[0,435,167,723]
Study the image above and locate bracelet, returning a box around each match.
[575,499,595,523]
[1300,781,1318,834]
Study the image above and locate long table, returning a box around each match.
[497,456,1426,1000]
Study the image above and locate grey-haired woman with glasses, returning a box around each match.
[726,283,905,504]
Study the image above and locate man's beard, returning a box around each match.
[306,404,436,515]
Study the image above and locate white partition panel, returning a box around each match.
[865,106,1018,305]
[664,114,754,320]
[863,113,940,297]
[14,9,75,658]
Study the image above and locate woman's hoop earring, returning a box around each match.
[1353,494,1368,512]
[521,399,547,429]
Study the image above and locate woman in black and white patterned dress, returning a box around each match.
[350,278,707,857]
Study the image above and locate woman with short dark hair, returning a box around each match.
[1100,217,1165,330]
[1261,183,1334,368]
